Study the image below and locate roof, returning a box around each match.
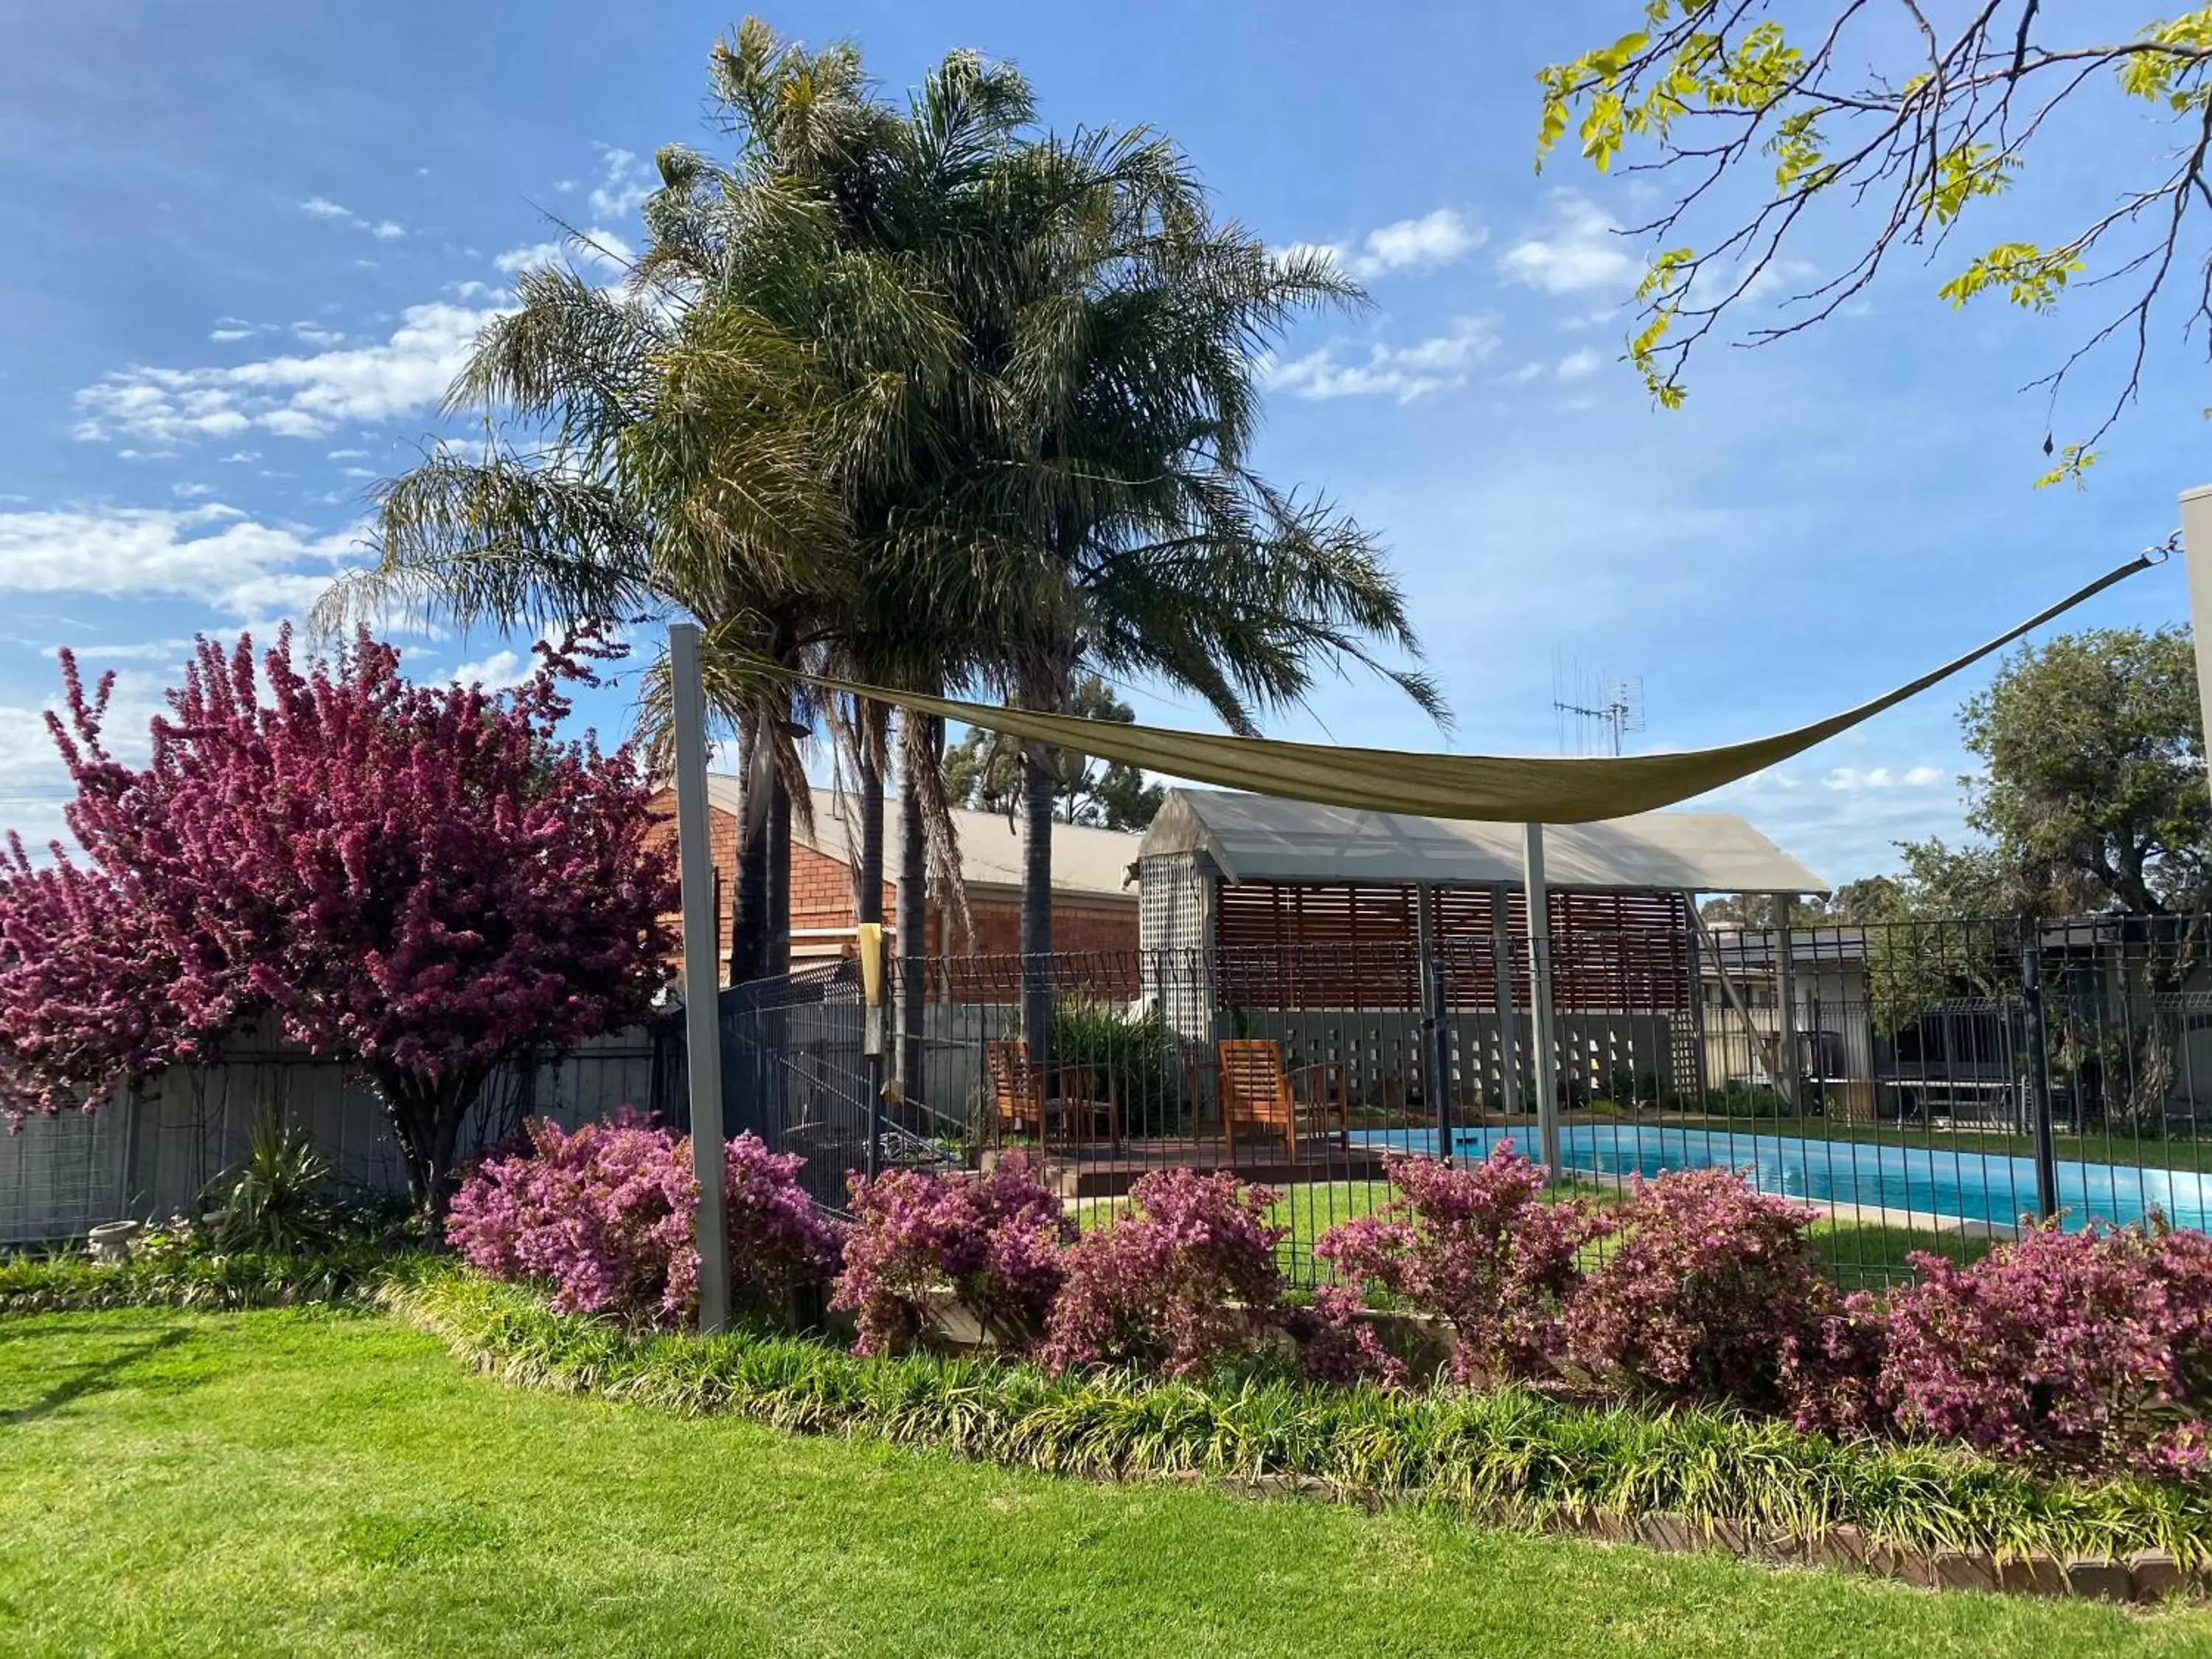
[700,775,1140,902]
[1701,927,1869,969]
[1136,790,1826,896]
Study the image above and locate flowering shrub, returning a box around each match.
[1778,1288,1891,1441]
[832,1154,1072,1356]
[1038,1169,1286,1379]
[1564,1167,1829,1411]
[1874,1222,2212,1480]
[1297,1283,1413,1389]
[445,1111,838,1324]
[1313,1146,1610,1385]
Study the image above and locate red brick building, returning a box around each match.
[649,777,1143,984]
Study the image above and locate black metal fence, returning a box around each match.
[716,915,2212,1289]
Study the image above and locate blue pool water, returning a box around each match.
[1353,1124,2212,1233]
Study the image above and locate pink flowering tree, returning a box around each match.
[0,630,676,1214]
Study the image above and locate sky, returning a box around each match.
[1,1,2203,886]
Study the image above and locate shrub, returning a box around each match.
[1314,1146,1610,1385]
[1874,1222,2212,1481]
[0,1234,405,1313]
[832,1153,1072,1356]
[1295,1283,1412,1389]
[1048,997,1185,1136]
[1704,1081,1782,1119]
[1564,1167,1829,1411]
[203,1115,335,1255]
[445,1110,839,1326]
[1040,1169,1285,1379]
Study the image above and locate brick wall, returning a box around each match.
[646,789,1137,983]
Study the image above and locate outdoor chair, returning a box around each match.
[983,1040,1121,1150]
[1215,1039,1350,1161]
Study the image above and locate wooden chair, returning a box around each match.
[984,1040,1120,1150]
[1216,1040,1350,1161]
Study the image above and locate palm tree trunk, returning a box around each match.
[731,717,775,985]
[1020,734,1057,1070]
[895,719,931,1105]
[767,765,792,978]
[855,726,886,928]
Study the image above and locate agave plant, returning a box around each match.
[204,1114,335,1256]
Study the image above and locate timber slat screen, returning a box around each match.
[715,915,2212,1291]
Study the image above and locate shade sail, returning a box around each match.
[808,553,2154,824]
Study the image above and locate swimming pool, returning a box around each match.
[1353,1124,2212,1233]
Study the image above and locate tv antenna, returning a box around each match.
[1551,658,1645,757]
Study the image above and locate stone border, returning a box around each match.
[1211,1473,2202,1604]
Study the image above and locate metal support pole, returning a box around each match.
[1773,894,1798,1113]
[1489,886,1521,1121]
[859,922,886,1183]
[670,622,730,1336]
[1414,884,1450,1162]
[2023,933,2060,1222]
[2180,487,2212,810]
[1523,824,1562,1175]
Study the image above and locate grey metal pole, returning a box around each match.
[1523,824,1562,1175]
[2022,931,2061,1222]
[1489,886,1521,1121]
[670,622,731,1337]
[1773,894,1798,1113]
[1413,884,1450,1162]
[2180,488,2212,809]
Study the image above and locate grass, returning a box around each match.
[1,1309,2208,1658]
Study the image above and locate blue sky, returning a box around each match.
[1,1,2200,884]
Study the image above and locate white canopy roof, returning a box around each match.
[1138,790,1826,896]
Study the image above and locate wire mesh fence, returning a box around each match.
[717,915,2212,1289]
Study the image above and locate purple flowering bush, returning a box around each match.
[1312,1146,1610,1385]
[832,1153,1073,1356]
[1039,1169,1287,1379]
[1564,1166,1830,1412]
[445,1110,839,1325]
[1872,1222,2212,1481]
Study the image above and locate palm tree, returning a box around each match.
[939,128,1445,1057]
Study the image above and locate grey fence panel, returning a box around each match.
[1,1015,679,1245]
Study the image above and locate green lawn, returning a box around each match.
[2,1310,2207,1658]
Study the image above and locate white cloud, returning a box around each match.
[587,146,654,220]
[1265,316,1500,403]
[171,481,215,499]
[40,638,197,663]
[1281,208,1484,282]
[218,450,260,464]
[72,301,501,447]
[1499,192,1639,295]
[1557,346,1604,380]
[326,448,370,459]
[0,503,355,618]
[1821,765,1948,793]
[492,229,636,277]
[451,647,532,690]
[338,467,377,479]
[297,195,408,240]
[290,322,346,347]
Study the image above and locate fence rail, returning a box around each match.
[718,917,2212,1288]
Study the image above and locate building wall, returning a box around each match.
[647,793,1138,984]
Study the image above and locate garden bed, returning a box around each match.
[382,1262,2212,1601]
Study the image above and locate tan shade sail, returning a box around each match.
[810,554,2154,824]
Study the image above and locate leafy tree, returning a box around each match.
[1538,5,2212,481]
[1954,626,2208,916]
[0,633,675,1215]
[942,675,1166,831]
